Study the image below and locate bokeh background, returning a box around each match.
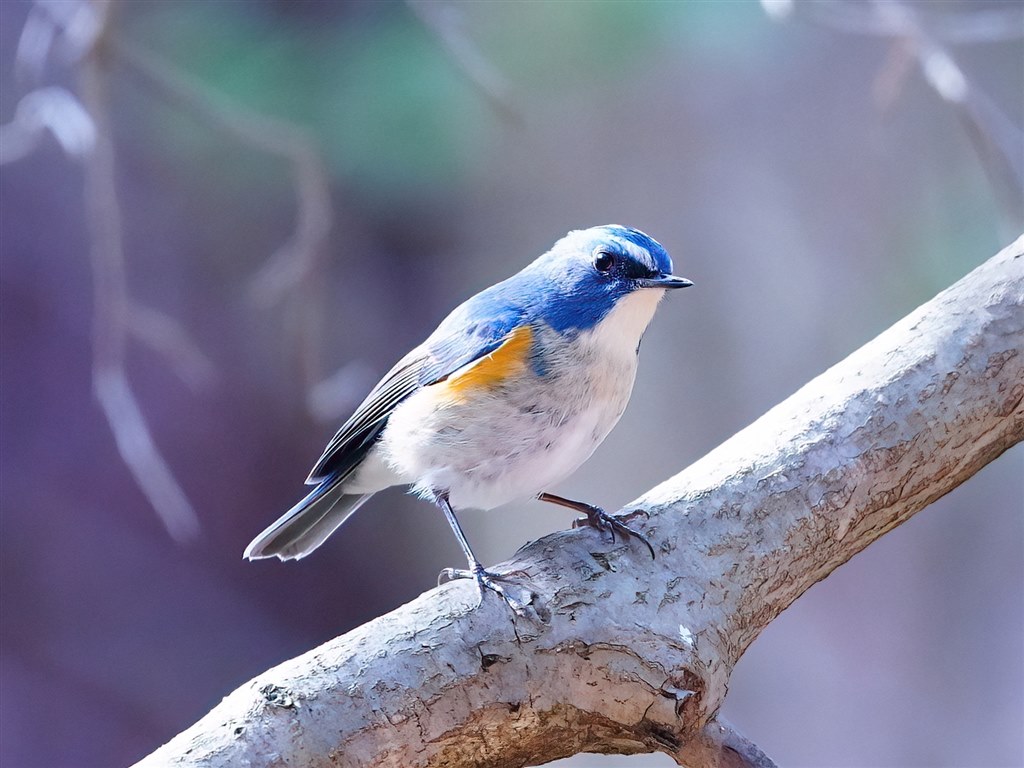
[1,1,1021,766]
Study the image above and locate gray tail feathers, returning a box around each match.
[243,481,373,561]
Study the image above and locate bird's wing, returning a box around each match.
[304,352,425,484]
[305,300,528,484]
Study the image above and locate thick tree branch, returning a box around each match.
[136,236,1023,767]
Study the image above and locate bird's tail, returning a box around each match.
[243,480,373,561]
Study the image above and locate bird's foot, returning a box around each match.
[439,564,531,616]
[572,505,656,559]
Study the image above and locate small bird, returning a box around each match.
[244,225,691,609]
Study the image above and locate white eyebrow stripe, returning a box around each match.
[612,236,655,271]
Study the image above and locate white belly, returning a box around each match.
[368,289,665,510]
[380,357,635,509]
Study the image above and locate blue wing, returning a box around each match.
[305,290,528,484]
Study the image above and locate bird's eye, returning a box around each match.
[593,251,615,274]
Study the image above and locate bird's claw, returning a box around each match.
[574,507,655,559]
[438,565,530,615]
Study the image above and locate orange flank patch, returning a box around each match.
[442,325,534,401]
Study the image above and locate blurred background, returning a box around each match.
[1,1,1021,766]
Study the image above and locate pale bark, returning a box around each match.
[136,236,1024,768]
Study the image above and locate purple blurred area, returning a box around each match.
[1,1,1021,766]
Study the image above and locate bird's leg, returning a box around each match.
[538,492,655,559]
[434,493,528,614]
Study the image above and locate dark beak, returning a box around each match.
[640,274,693,290]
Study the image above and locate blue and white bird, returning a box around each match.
[244,225,691,608]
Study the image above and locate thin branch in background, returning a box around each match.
[783,0,1024,44]
[3,0,208,541]
[127,302,219,394]
[872,0,1024,227]
[91,370,200,543]
[247,144,331,309]
[15,0,100,84]
[12,0,338,513]
[107,38,333,310]
[8,0,100,159]
[14,3,59,84]
[765,0,1024,228]
[406,0,522,125]
[107,36,333,392]
[77,1,200,543]
[0,86,96,163]
[910,35,1024,220]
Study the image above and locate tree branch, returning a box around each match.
[107,35,334,393]
[79,0,201,543]
[135,236,1023,767]
[772,0,1024,230]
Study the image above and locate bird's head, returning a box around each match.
[524,225,692,335]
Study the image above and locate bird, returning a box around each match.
[244,225,691,611]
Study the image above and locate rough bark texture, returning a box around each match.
[135,236,1024,768]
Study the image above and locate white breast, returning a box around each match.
[372,287,667,510]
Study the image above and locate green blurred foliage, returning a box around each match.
[129,2,484,201]
[124,1,779,205]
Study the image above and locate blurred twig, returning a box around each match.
[406,0,522,125]
[0,86,96,162]
[128,302,219,393]
[15,0,101,84]
[6,1,101,158]
[765,0,1024,228]
[4,0,209,541]
[790,0,1024,44]
[77,0,200,542]
[108,37,333,310]
[107,36,333,391]
[6,0,338,537]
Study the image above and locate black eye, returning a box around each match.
[593,251,615,273]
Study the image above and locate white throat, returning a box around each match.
[587,288,665,354]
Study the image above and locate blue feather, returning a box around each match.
[306,225,672,483]
[603,225,673,274]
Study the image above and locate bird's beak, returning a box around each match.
[640,274,693,290]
